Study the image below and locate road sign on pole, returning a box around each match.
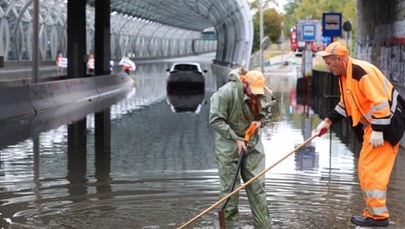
[296,19,321,42]
[302,24,316,41]
[322,13,342,37]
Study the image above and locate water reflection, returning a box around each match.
[66,119,89,200]
[0,53,405,228]
[0,86,133,150]
[294,145,318,171]
[166,88,205,113]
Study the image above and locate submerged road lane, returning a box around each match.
[0,52,405,228]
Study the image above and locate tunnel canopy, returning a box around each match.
[87,0,254,67]
[88,0,249,32]
[1,0,253,67]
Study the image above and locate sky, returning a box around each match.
[247,0,289,13]
[271,0,289,13]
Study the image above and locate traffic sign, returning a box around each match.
[322,13,342,37]
[302,24,316,41]
[296,19,321,42]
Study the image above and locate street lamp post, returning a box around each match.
[259,0,264,73]
[280,21,285,64]
[261,36,270,74]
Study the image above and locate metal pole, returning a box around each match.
[281,22,285,64]
[32,0,39,83]
[259,0,264,73]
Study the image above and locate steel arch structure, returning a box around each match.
[0,0,253,67]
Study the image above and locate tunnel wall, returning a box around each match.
[356,0,405,86]
[356,0,405,146]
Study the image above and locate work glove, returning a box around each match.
[315,120,331,137]
[370,131,384,147]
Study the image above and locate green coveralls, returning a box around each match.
[209,70,273,227]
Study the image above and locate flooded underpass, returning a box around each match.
[1,52,405,229]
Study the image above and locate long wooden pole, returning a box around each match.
[176,134,318,229]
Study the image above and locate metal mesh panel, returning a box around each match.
[0,0,251,67]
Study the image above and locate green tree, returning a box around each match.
[281,0,355,44]
[249,0,356,52]
[248,0,276,9]
[294,0,355,21]
[283,1,300,36]
[283,0,355,29]
[252,8,285,52]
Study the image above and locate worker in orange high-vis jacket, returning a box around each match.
[87,54,95,75]
[56,53,65,77]
[315,42,405,227]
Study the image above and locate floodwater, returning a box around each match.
[1,52,405,229]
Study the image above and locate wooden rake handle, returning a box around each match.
[176,134,319,229]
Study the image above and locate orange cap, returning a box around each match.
[244,70,265,95]
[318,42,349,57]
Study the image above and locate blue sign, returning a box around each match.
[302,24,316,41]
[322,13,342,37]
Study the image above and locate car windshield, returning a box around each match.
[173,64,199,71]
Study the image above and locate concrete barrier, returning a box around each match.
[29,80,74,111]
[0,74,135,121]
[0,85,35,120]
[31,99,97,134]
[95,73,134,96]
[29,74,134,113]
[65,77,99,102]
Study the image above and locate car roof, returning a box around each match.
[170,62,202,71]
[172,62,200,66]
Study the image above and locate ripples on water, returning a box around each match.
[1,56,405,228]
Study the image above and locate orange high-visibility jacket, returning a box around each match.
[327,58,395,132]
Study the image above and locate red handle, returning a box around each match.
[319,127,328,137]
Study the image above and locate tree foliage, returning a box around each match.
[248,0,277,9]
[252,8,285,52]
[283,0,356,35]
[249,0,356,52]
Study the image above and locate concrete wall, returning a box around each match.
[0,73,134,121]
[356,0,405,146]
[210,64,232,89]
[356,0,405,85]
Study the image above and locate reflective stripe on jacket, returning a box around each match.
[328,58,395,132]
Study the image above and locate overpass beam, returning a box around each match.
[95,0,111,76]
[67,0,86,78]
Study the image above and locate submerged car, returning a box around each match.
[166,62,207,93]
